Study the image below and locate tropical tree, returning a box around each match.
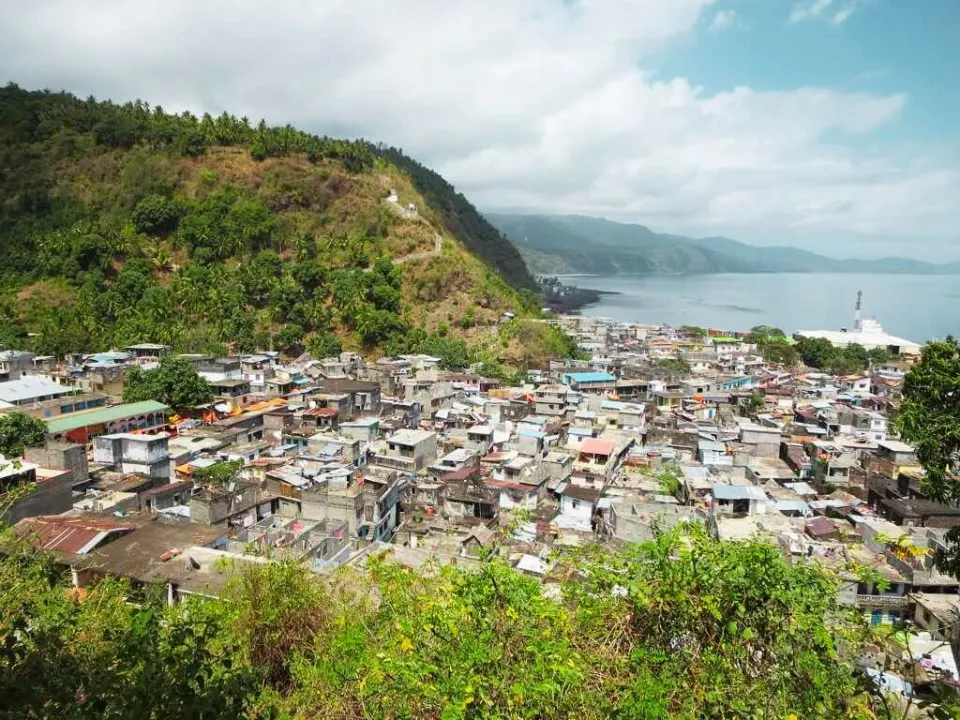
[122,356,214,408]
[896,337,960,576]
[0,413,47,457]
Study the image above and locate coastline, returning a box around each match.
[539,275,618,315]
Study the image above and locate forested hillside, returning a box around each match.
[0,84,542,363]
[490,213,960,276]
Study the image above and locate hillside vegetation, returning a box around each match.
[0,84,540,362]
[489,213,960,276]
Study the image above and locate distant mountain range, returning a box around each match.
[486,213,960,276]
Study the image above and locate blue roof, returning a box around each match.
[562,372,615,384]
[519,430,545,439]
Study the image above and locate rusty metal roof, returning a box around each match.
[15,516,135,554]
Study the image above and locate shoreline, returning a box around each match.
[538,275,618,315]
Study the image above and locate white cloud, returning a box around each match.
[790,0,836,24]
[0,0,955,259]
[709,9,737,32]
[790,0,865,25]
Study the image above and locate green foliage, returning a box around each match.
[746,324,786,343]
[745,392,767,412]
[679,324,706,338]
[559,526,872,719]
[795,336,876,375]
[373,146,538,291]
[384,328,472,369]
[0,84,538,357]
[656,357,691,374]
[498,319,586,367]
[0,546,258,719]
[307,331,342,359]
[0,413,47,457]
[0,525,883,719]
[657,465,681,496]
[896,337,960,576]
[122,356,213,408]
[459,306,476,329]
[131,194,181,235]
[273,323,305,353]
[191,459,243,486]
[761,339,800,366]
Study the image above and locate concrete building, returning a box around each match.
[94,433,172,480]
[373,429,437,473]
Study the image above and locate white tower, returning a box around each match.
[854,289,863,332]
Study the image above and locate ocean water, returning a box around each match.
[561,273,960,344]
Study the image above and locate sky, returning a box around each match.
[1,0,958,261]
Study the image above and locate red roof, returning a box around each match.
[15,516,134,554]
[484,479,534,492]
[439,467,479,482]
[579,438,616,456]
[305,407,338,418]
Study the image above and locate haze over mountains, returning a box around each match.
[488,214,960,277]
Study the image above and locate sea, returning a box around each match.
[560,273,960,344]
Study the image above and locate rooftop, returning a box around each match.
[387,429,435,446]
[579,438,616,456]
[795,327,919,350]
[712,485,768,501]
[0,376,76,404]
[562,372,616,384]
[15,515,135,555]
[47,400,170,434]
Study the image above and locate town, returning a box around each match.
[0,306,956,703]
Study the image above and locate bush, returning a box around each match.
[131,194,180,235]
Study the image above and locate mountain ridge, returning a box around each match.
[487,213,960,276]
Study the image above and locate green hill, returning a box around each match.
[0,83,539,359]
[489,213,960,276]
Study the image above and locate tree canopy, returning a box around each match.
[0,413,47,457]
[896,336,960,576]
[122,356,214,408]
[795,336,885,375]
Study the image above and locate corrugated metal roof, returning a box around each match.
[712,485,767,501]
[16,516,134,554]
[563,372,615,384]
[47,400,169,434]
[0,376,76,404]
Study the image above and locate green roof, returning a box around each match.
[47,400,170,434]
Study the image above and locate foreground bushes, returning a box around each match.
[0,526,879,719]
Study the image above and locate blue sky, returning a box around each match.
[664,0,959,144]
[0,0,957,260]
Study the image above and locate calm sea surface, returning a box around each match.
[560,273,960,344]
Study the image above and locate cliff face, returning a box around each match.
[0,84,537,357]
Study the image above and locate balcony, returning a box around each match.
[857,594,908,608]
[372,454,417,472]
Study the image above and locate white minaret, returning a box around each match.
[854,289,863,332]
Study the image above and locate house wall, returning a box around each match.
[560,495,594,521]
[25,442,88,487]
[1,469,72,523]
